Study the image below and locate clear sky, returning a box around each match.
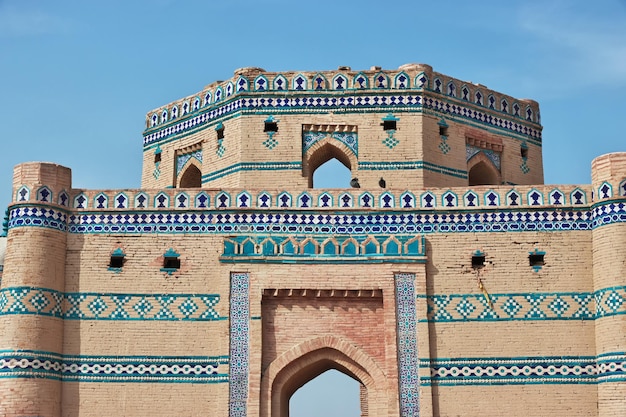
[1,0,625,414]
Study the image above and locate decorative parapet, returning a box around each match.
[11,184,606,210]
[143,64,542,148]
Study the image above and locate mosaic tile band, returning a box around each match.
[419,352,626,386]
[229,272,250,417]
[2,286,623,323]
[0,350,229,383]
[0,287,223,321]
[142,93,540,148]
[394,273,420,417]
[6,207,593,235]
[422,286,626,322]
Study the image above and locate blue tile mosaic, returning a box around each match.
[143,92,540,149]
[421,286,626,322]
[0,287,223,321]
[394,273,420,417]
[0,350,228,383]
[419,354,623,386]
[176,150,203,176]
[229,272,249,417]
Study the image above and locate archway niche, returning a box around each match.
[303,140,357,188]
[178,164,202,188]
[260,336,388,417]
[313,158,351,188]
[468,153,501,186]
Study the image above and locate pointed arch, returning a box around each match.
[260,335,388,417]
[303,136,358,188]
[468,152,501,186]
[178,161,202,188]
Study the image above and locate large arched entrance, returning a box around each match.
[260,336,387,417]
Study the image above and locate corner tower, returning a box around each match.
[0,162,71,417]
[141,64,543,190]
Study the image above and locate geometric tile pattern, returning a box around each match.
[466,145,501,170]
[0,287,223,321]
[421,290,604,322]
[0,350,228,383]
[394,273,420,417]
[176,150,203,175]
[302,131,358,157]
[419,354,619,386]
[222,234,426,262]
[143,93,541,148]
[7,206,600,236]
[229,272,249,417]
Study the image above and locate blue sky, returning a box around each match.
[1,0,625,414]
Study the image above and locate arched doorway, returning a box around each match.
[302,133,358,188]
[260,336,388,417]
[178,163,202,188]
[468,153,501,185]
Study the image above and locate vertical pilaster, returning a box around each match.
[229,272,250,417]
[395,272,420,417]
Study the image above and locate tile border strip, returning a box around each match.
[0,350,229,383]
[0,287,224,321]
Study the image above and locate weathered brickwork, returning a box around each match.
[1,64,625,417]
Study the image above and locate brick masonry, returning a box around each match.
[0,65,625,417]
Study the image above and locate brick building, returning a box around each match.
[1,64,625,417]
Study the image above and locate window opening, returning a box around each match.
[108,248,126,272]
[529,249,545,271]
[382,120,396,131]
[520,145,528,159]
[161,248,181,275]
[264,120,278,133]
[471,250,485,268]
[154,145,162,163]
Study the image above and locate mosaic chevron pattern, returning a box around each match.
[0,287,223,321]
[419,353,626,386]
[0,350,228,383]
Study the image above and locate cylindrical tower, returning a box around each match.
[591,152,626,417]
[0,162,71,417]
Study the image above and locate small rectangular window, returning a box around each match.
[264,122,278,132]
[217,127,225,140]
[439,126,448,136]
[109,256,124,268]
[521,147,529,158]
[529,253,544,267]
[164,257,181,269]
[154,153,161,163]
[472,255,485,268]
[382,120,397,131]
